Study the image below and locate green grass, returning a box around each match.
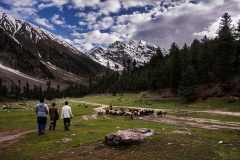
[79,94,240,112]
[0,95,240,160]
[170,112,240,123]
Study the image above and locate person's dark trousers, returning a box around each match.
[49,119,57,130]
[37,117,47,135]
[63,118,71,131]
[53,119,57,130]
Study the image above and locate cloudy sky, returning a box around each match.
[0,0,239,53]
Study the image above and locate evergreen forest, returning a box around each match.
[0,13,240,101]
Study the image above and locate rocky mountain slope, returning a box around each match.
[0,12,106,88]
[87,40,162,70]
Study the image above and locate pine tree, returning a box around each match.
[2,85,8,98]
[169,43,181,93]
[233,19,240,73]
[181,43,191,72]
[216,13,234,87]
[190,39,200,75]
[199,35,211,85]
[115,64,119,71]
[133,59,137,69]
[178,65,197,101]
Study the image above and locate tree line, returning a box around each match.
[0,13,239,101]
[90,13,240,101]
[0,79,90,100]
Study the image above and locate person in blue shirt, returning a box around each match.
[35,97,49,136]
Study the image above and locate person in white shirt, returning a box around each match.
[61,101,73,131]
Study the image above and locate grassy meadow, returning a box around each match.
[0,92,240,160]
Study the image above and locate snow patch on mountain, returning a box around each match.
[0,63,45,83]
[0,11,81,55]
[87,40,158,70]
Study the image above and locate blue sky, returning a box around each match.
[0,0,239,53]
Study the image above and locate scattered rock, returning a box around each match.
[105,128,154,146]
[218,141,224,144]
[94,141,105,150]
[172,128,191,135]
[179,127,188,131]
[75,123,85,126]
[57,138,72,143]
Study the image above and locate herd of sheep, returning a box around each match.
[98,108,167,119]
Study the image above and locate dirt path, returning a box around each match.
[74,100,240,130]
[0,130,36,147]
[1,100,239,145]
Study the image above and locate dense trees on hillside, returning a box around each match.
[90,13,240,101]
[0,29,54,79]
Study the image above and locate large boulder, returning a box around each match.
[105,128,154,146]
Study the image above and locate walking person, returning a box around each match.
[49,103,59,131]
[61,101,73,131]
[35,97,49,136]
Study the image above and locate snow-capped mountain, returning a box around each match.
[0,11,106,87]
[87,40,159,70]
[0,12,81,55]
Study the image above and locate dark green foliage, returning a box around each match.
[169,43,181,93]
[0,28,54,79]
[1,13,239,101]
[0,79,8,98]
[215,13,235,86]
[90,13,240,100]
[178,65,197,101]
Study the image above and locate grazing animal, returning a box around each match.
[157,111,162,116]
[162,111,167,116]
[97,110,104,115]
[157,111,167,117]
[124,111,132,116]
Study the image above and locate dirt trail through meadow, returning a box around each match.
[75,100,240,130]
[1,100,240,145]
[0,130,36,148]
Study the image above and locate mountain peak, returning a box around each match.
[0,11,107,87]
[88,40,158,70]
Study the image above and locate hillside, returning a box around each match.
[0,12,107,88]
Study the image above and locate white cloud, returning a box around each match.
[66,24,77,29]
[72,0,121,15]
[85,12,99,22]
[78,21,87,26]
[193,17,221,38]
[75,12,86,18]
[63,37,74,45]
[99,0,121,15]
[38,0,69,10]
[71,0,100,8]
[0,6,37,20]
[132,0,240,50]
[88,16,114,30]
[34,18,55,30]
[121,0,158,9]
[1,0,38,7]
[117,12,152,25]
[51,14,65,25]
[82,30,121,43]
[112,23,137,39]
[71,30,121,51]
